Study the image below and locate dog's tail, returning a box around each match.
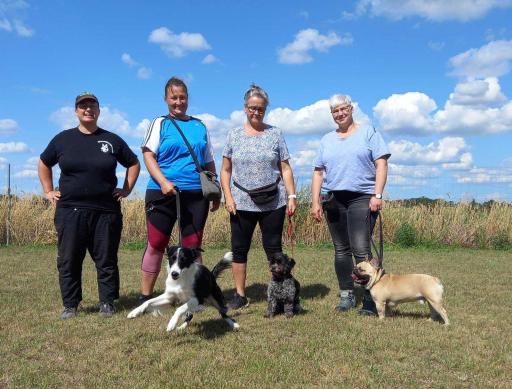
[212,252,233,279]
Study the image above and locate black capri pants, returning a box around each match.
[230,206,286,263]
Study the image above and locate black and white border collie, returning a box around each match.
[127,246,239,332]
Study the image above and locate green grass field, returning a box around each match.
[1,246,511,388]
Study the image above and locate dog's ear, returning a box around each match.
[190,248,203,259]
[285,258,296,274]
[166,246,179,257]
[289,258,296,269]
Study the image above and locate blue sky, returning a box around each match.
[1,0,512,201]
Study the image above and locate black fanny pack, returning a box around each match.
[233,177,281,205]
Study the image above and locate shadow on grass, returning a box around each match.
[224,282,330,304]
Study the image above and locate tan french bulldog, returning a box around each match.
[353,261,449,325]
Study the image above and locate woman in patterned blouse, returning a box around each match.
[220,84,297,310]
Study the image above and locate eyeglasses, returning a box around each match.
[77,102,99,110]
[246,105,266,114]
[331,105,352,114]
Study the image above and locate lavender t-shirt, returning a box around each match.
[313,124,390,194]
[223,126,290,212]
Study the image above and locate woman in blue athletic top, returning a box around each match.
[138,77,220,302]
[311,94,390,315]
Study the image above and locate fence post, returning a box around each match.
[6,163,11,245]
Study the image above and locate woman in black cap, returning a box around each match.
[38,92,140,319]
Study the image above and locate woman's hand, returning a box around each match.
[210,198,221,212]
[224,197,237,215]
[113,188,130,201]
[287,197,297,216]
[311,202,323,222]
[160,180,177,196]
[45,190,61,205]
[369,196,383,212]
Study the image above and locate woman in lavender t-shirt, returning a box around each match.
[311,94,390,316]
[221,84,297,310]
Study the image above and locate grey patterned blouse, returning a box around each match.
[223,126,290,212]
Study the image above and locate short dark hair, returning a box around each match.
[164,77,188,98]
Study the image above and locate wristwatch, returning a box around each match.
[375,193,383,199]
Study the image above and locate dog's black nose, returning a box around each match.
[171,271,179,280]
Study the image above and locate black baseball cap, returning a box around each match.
[75,92,99,107]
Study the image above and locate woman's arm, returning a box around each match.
[114,161,141,201]
[310,168,324,221]
[220,157,236,215]
[143,147,176,196]
[369,157,388,212]
[279,159,297,216]
[38,159,61,205]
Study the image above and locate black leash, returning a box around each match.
[175,189,182,246]
[367,210,384,266]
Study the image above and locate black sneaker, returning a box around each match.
[358,291,377,316]
[335,290,356,312]
[138,294,153,304]
[99,302,116,317]
[228,293,249,310]
[60,306,77,320]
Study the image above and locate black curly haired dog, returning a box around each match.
[265,253,301,318]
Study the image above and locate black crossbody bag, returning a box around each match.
[167,116,221,201]
[233,177,281,205]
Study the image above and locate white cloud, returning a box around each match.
[121,53,138,67]
[442,152,473,170]
[277,28,351,64]
[448,77,506,106]
[137,67,152,80]
[268,100,370,134]
[149,27,211,58]
[14,169,37,178]
[292,149,317,167]
[201,54,218,64]
[389,137,470,166]
[49,105,148,138]
[0,17,11,31]
[455,167,512,184]
[0,141,29,152]
[449,40,512,78]
[121,53,152,80]
[354,0,512,22]
[389,163,441,178]
[12,18,32,36]
[0,0,34,37]
[0,118,20,134]
[374,78,512,135]
[373,92,437,134]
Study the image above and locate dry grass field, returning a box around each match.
[1,245,511,388]
[0,195,511,249]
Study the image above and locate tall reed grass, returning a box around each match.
[0,194,511,248]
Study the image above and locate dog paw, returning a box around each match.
[176,322,189,331]
[285,312,294,319]
[232,322,240,331]
[127,309,140,319]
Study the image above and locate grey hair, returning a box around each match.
[244,84,269,106]
[329,94,352,110]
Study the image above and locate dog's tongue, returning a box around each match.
[351,273,369,286]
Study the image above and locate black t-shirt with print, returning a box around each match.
[40,127,138,212]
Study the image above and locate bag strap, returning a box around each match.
[167,115,204,173]
[233,177,281,193]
